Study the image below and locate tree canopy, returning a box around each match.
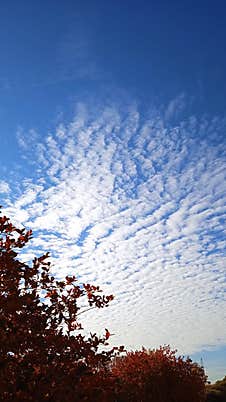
[0,209,120,401]
[206,376,226,402]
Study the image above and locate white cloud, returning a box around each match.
[164,93,186,121]
[2,102,226,360]
[0,180,10,194]
[16,127,38,152]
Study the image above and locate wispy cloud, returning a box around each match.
[0,180,10,194]
[16,126,39,152]
[164,92,186,121]
[3,101,226,356]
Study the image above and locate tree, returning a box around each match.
[111,346,207,402]
[206,376,226,401]
[0,209,120,401]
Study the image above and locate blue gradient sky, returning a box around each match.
[0,1,226,382]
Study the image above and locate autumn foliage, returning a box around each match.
[0,210,208,401]
[0,210,118,401]
[111,347,207,402]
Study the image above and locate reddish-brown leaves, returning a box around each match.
[0,209,118,401]
[105,329,111,340]
[111,346,207,402]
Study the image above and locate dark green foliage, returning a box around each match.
[206,376,226,402]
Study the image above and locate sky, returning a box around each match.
[0,0,226,383]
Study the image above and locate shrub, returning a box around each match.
[111,346,207,402]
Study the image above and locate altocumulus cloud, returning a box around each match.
[3,101,226,355]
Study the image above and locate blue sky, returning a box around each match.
[0,0,226,382]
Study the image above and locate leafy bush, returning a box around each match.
[111,346,207,402]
